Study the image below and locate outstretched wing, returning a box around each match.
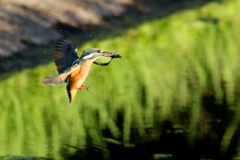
[54,38,79,73]
[41,63,80,86]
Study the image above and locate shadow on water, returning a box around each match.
[0,0,224,79]
[66,94,238,160]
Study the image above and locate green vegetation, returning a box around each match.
[0,0,240,159]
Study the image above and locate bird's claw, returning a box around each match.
[78,85,90,91]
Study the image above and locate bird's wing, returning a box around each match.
[54,38,79,73]
[41,63,80,86]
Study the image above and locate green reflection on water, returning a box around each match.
[0,0,240,159]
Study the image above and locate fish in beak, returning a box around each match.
[94,52,121,66]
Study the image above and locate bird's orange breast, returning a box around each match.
[68,60,93,90]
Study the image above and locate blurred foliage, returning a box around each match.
[0,0,240,159]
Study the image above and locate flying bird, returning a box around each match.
[41,38,121,103]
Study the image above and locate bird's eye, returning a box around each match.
[97,50,101,53]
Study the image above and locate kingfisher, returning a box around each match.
[41,38,121,103]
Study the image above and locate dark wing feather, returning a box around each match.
[54,38,79,73]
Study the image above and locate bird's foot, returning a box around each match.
[78,85,90,91]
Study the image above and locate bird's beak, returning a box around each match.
[93,51,121,66]
[102,52,122,58]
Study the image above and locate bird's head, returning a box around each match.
[80,48,121,60]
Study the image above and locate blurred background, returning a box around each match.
[0,0,240,159]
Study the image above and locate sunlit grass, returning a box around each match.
[0,0,240,159]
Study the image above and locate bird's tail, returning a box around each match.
[66,77,77,103]
[67,89,77,103]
